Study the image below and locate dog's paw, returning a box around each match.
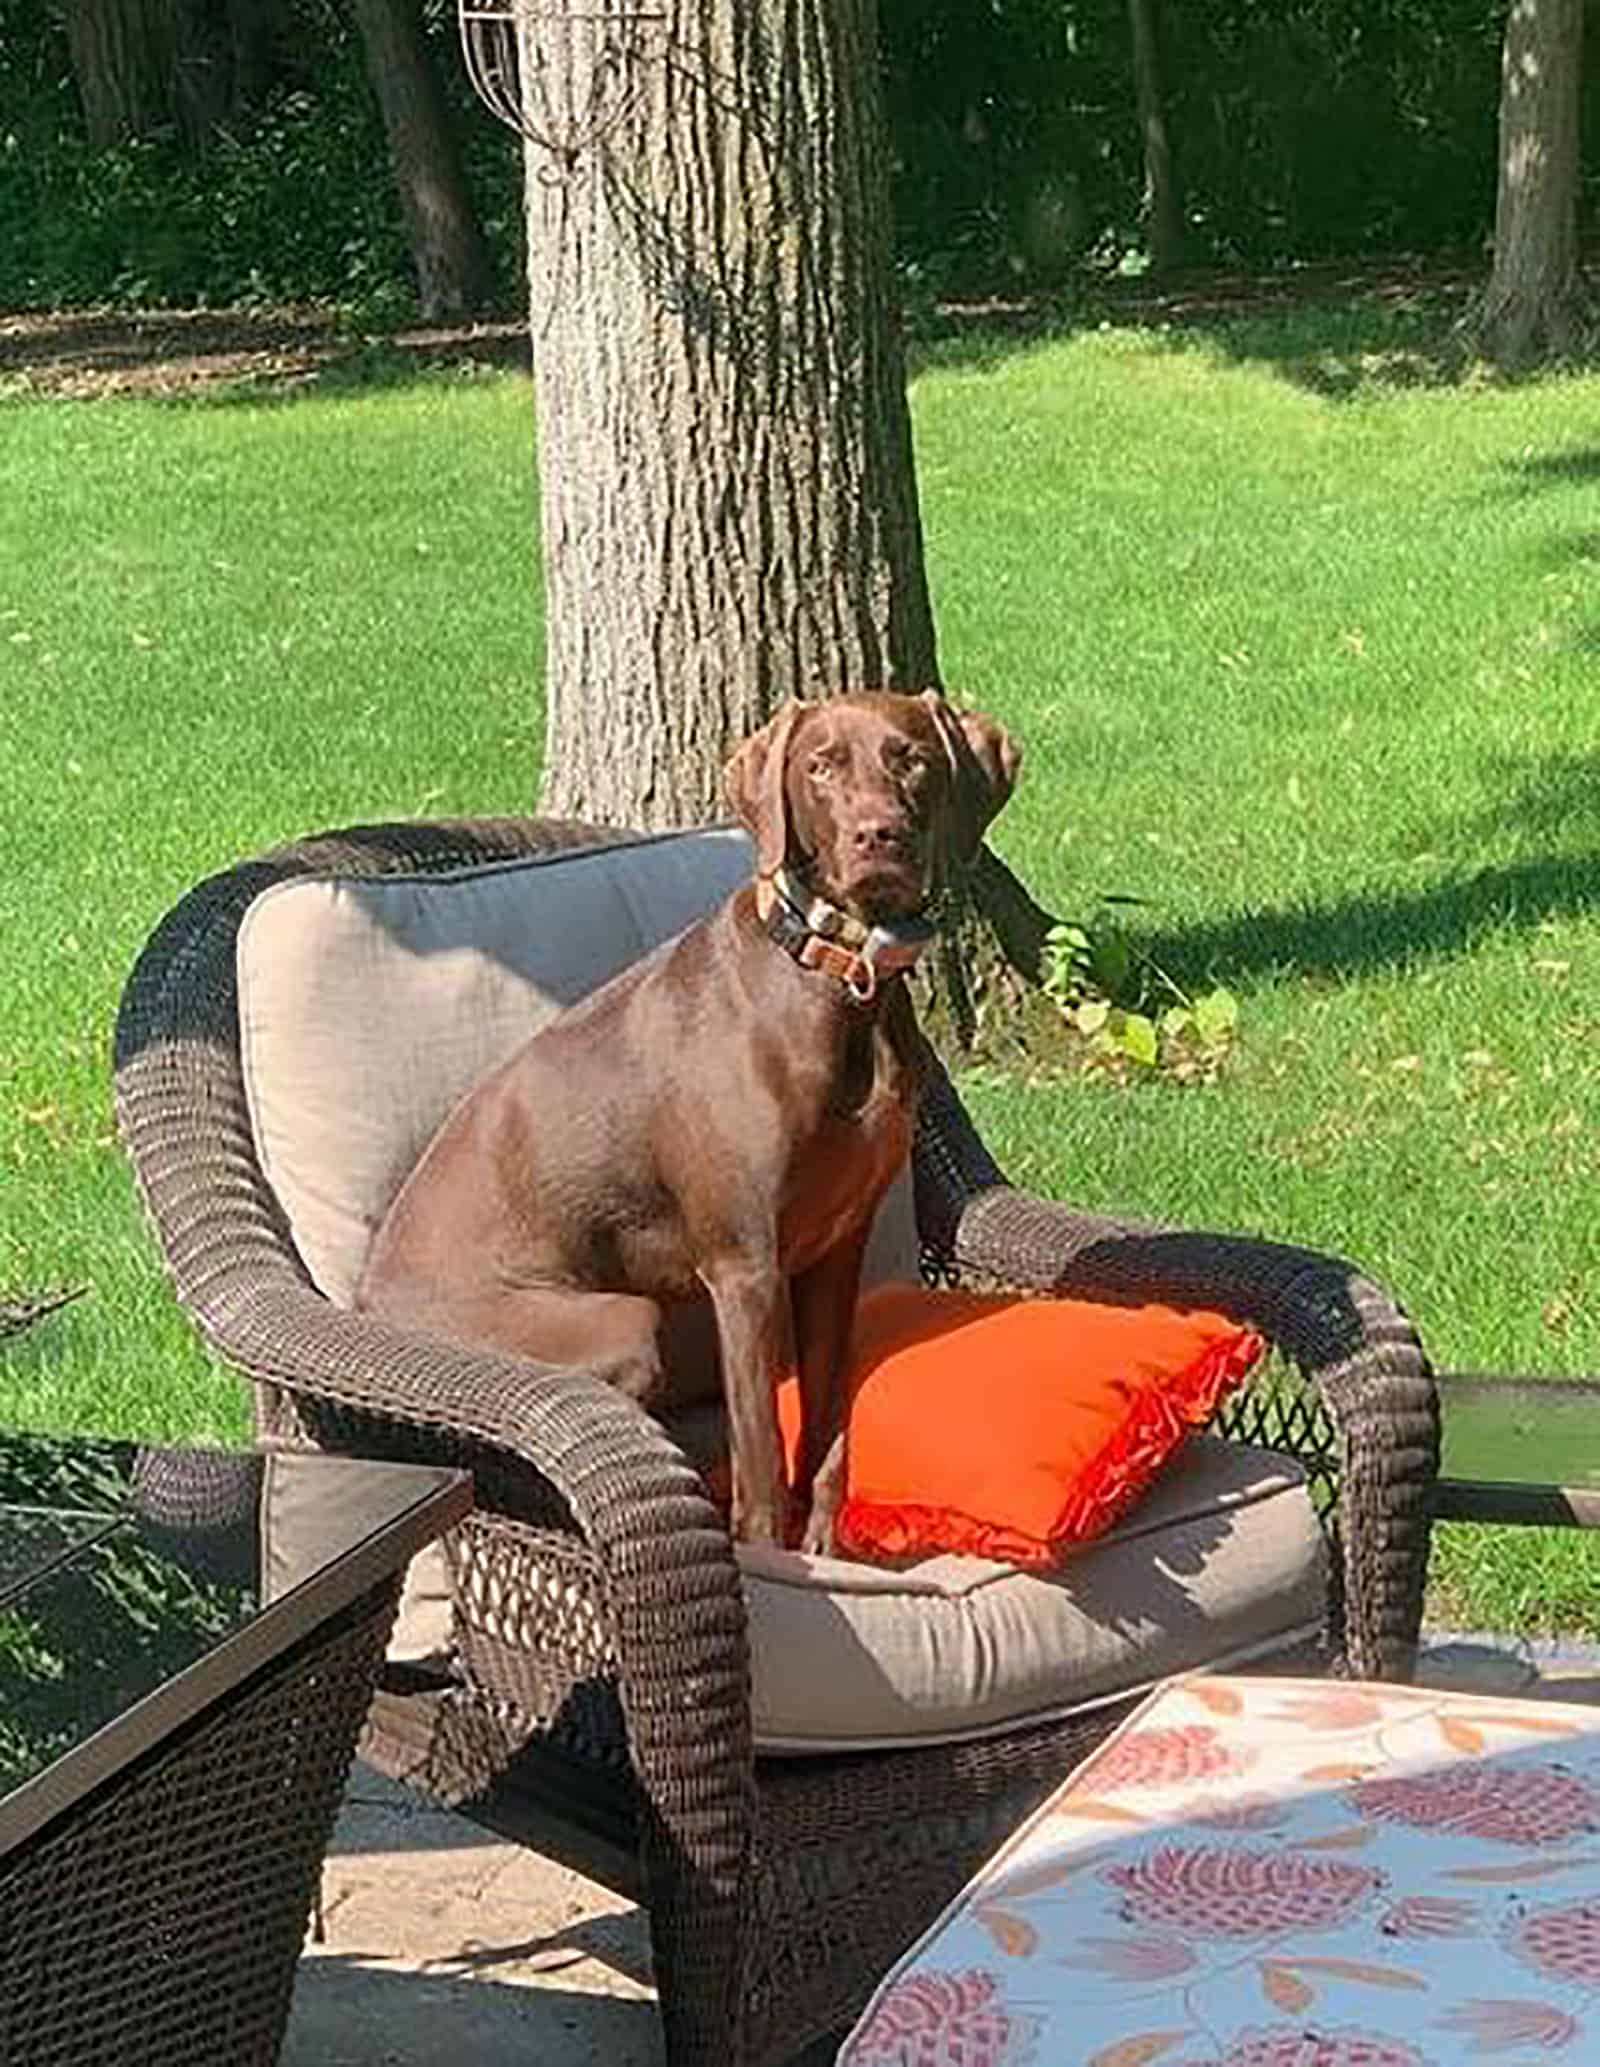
[730,1492,787,1547]
[798,1499,837,1558]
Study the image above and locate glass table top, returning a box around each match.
[1439,1375,1600,1489]
[0,1507,121,1602]
[0,1433,465,1832]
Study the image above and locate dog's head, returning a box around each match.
[724,690,1020,923]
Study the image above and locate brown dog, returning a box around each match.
[356,690,1019,1549]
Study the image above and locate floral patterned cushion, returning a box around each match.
[839,1672,1600,2065]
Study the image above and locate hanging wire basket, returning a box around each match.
[458,1,667,167]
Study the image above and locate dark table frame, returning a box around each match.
[0,1447,470,2067]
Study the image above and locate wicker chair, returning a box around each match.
[113,815,1440,2067]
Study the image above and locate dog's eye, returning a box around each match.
[808,754,835,782]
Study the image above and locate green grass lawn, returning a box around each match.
[925,326,1600,1385]
[4,298,1599,1631]
[1,370,544,1436]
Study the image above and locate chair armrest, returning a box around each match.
[909,1051,1438,1680]
[112,810,756,2016]
[192,1276,754,1937]
[947,1179,1439,1682]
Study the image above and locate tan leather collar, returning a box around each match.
[755,866,935,1004]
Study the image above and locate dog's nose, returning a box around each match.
[851,816,911,854]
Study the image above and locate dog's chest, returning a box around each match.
[779,1031,914,1267]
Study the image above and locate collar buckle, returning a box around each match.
[759,867,934,1002]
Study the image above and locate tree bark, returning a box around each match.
[167,0,240,141]
[922,844,1061,1053]
[64,0,175,150]
[511,0,1056,1056]
[1474,0,1589,367]
[65,0,294,151]
[352,0,492,319]
[1127,0,1184,275]
[224,0,284,109]
[524,0,938,828]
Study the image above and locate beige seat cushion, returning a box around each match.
[260,1449,455,1666]
[382,1431,1323,1735]
[740,1434,1325,1753]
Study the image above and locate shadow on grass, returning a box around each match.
[1146,849,1600,994]
[1451,749,1600,850]
[0,255,1504,407]
[7,253,1596,412]
[1504,445,1600,491]
[1533,529,1600,570]
[913,246,1600,405]
[907,252,1496,395]
[1494,445,1600,596]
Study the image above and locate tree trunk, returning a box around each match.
[1127,0,1184,275]
[167,0,239,141]
[1474,0,1589,367]
[921,844,1061,1054]
[225,0,285,108]
[513,0,1055,1056]
[64,0,174,149]
[66,0,293,151]
[352,0,492,319]
[525,0,938,828]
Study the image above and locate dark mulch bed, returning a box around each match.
[0,306,531,399]
[0,253,1503,401]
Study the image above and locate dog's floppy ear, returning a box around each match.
[919,689,1021,861]
[724,699,811,875]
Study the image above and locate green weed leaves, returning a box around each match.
[1042,909,1239,1085]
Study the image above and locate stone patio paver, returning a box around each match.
[280,1765,663,2067]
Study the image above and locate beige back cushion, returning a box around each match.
[236,827,921,1307]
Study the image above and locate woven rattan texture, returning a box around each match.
[113,814,1441,2066]
[0,1584,394,2067]
[748,1696,1153,2059]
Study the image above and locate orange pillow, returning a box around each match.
[777,1283,1262,1567]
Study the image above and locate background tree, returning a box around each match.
[520,1,936,830]
[63,0,288,150]
[64,0,183,149]
[351,0,491,319]
[501,0,1053,1038]
[14,0,1589,317]
[1473,0,1590,366]
[1127,0,1183,273]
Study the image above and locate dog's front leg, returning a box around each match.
[700,1251,793,1547]
[790,1229,869,1557]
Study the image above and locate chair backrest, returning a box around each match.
[235,827,921,1306]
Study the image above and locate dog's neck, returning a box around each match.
[754,865,935,1005]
